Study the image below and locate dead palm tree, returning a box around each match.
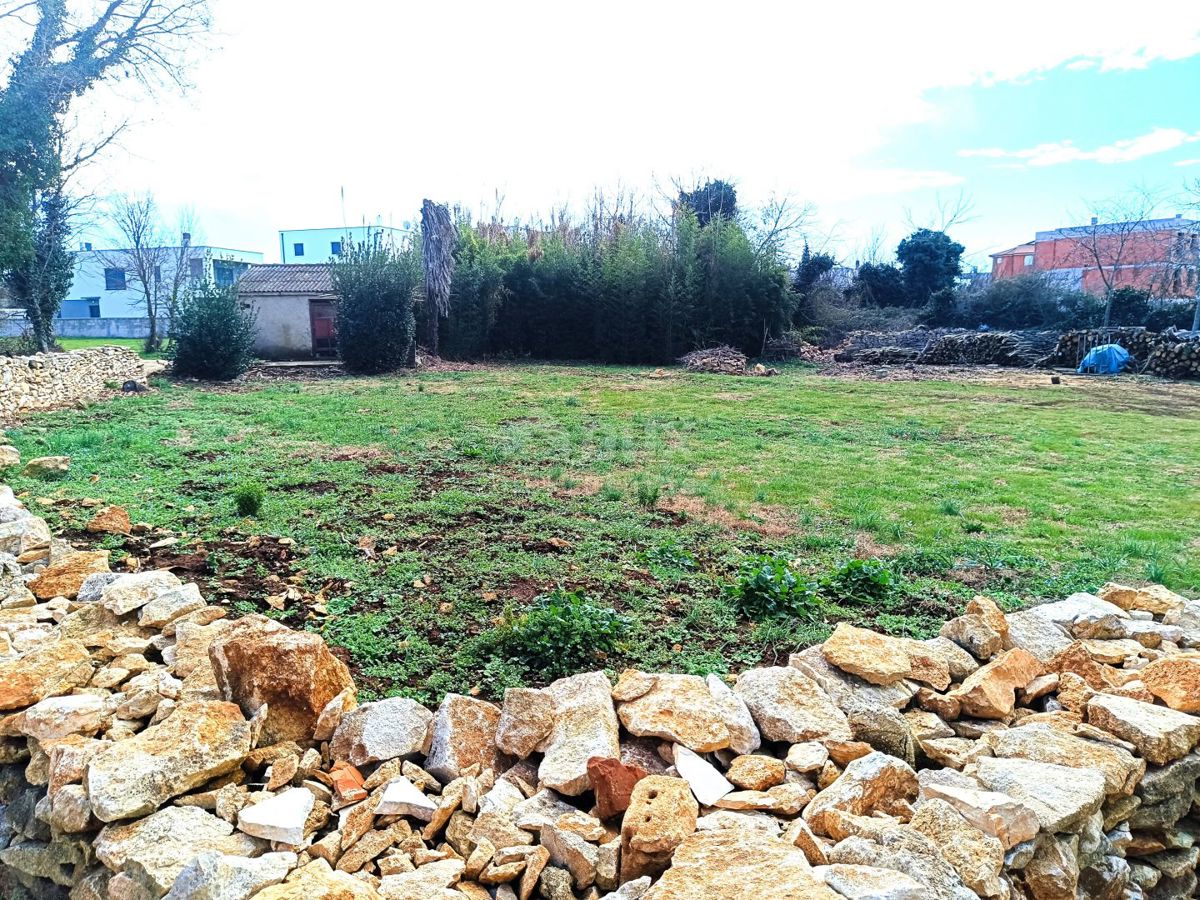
[420,199,457,356]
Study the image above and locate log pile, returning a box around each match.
[834,331,1058,368]
[919,332,1032,367]
[1143,332,1200,379]
[1037,328,1200,379]
[4,463,1200,897]
[679,346,777,376]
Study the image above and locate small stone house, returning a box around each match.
[237,264,337,359]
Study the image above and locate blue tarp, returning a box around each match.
[1077,343,1131,375]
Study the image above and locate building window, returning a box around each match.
[331,241,342,256]
[104,268,126,291]
[213,260,250,287]
[1024,255,1034,267]
[188,258,204,280]
[153,265,162,284]
[88,299,101,318]
[293,243,305,258]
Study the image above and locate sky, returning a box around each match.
[42,0,1200,268]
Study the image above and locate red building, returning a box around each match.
[991,215,1199,298]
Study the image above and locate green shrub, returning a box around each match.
[727,553,822,620]
[232,481,265,517]
[169,283,257,380]
[636,481,661,510]
[332,239,421,374]
[495,590,630,680]
[823,557,895,603]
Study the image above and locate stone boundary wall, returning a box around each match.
[1,476,1199,897]
[0,348,144,418]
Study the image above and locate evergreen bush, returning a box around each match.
[169,283,257,380]
[332,239,421,374]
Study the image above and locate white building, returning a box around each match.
[278,224,416,264]
[62,241,263,319]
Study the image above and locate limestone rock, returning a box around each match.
[910,798,1004,897]
[972,756,1105,833]
[1139,656,1200,713]
[537,671,620,796]
[919,780,1039,850]
[254,858,381,899]
[543,822,600,889]
[0,638,92,710]
[164,850,297,900]
[734,666,851,743]
[989,721,1144,796]
[94,806,263,897]
[378,858,464,898]
[940,614,1002,660]
[102,570,183,615]
[947,648,1042,719]
[704,673,761,754]
[330,697,433,767]
[375,776,438,820]
[1086,693,1200,765]
[616,672,730,751]
[803,751,918,836]
[86,700,252,821]
[29,550,110,599]
[1002,609,1074,662]
[424,692,505,781]
[237,787,314,844]
[0,445,19,467]
[1098,582,1187,615]
[725,754,786,791]
[620,775,698,882]
[139,583,206,629]
[641,824,838,900]
[15,693,106,741]
[1023,834,1078,900]
[822,623,913,685]
[495,687,555,758]
[86,506,132,535]
[827,829,977,900]
[789,646,916,712]
[23,455,69,478]
[813,864,926,899]
[672,744,734,806]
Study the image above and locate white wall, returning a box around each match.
[279,225,416,263]
[65,246,263,318]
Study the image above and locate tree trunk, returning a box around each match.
[1102,289,1113,328]
[1192,286,1200,333]
[421,305,439,357]
[144,313,158,353]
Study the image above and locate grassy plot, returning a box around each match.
[56,337,164,359]
[7,364,1199,701]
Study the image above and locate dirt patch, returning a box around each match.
[525,475,603,498]
[323,445,390,462]
[853,532,899,559]
[659,493,795,537]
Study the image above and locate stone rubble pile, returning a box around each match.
[1,480,1200,899]
[0,348,145,419]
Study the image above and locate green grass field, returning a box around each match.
[7,364,1199,701]
[56,337,164,359]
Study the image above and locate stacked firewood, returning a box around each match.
[1144,332,1200,379]
[834,346,922,365]
[919,331,1032,367]
[1037,327,1200,379]
[1036,328,1157,369]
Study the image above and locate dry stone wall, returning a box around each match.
[0,348,144,419]
[1,472,1199,898]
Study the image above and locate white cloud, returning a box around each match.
[57,0,1200,258]
[1175,158,1200,167]
[960,128,1200,167]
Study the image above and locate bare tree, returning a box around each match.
[903,189,977,233]
[1053,188,1168,327]
[97,193,170,350]
[748,194,816,262]
[161,205,198,345]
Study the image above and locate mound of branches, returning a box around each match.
[679,345,775,376]
[835,346,922,365]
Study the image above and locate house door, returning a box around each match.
[309,300,337,356]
